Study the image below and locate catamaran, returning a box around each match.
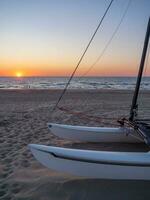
[29,10,150,180]
[47,123,142,143]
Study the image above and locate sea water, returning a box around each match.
[0,76,150,90]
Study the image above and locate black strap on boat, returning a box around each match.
[51,0,114,113]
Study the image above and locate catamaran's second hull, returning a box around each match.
[48,123,142,143]
[29,144,150,180]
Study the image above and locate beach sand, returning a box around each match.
[0,89,150,200]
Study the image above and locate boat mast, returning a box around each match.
[129,17,150,121]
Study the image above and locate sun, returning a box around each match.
[16,72,23,78]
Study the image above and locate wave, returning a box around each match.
[0,77,150,90]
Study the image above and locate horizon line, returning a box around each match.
[0,75,150,78]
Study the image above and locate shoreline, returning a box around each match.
[0,88,150,93]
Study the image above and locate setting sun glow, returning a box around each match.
[16,72,23,78]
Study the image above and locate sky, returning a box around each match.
[0,0,150,77]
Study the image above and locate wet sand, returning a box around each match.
[0,89,150,200]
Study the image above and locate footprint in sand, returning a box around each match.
[0,183,8,190]
[0,165,13,181]
[20,159,30,168]
[0,189,7,198]
[0,153,5,160]
[11,183,21,194]
[1,172,9,179]
[3,158,12,164]
[0,193,11,200]
[22,151,28,156]
[4,167,13,175]
[0,183,11,199]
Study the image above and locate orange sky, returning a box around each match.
[0,63,142,77]
[0,56,141,76]
[0,46,146,77]
[0,53,150,76]
[0,0,149,77]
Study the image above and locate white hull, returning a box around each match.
[48,123,142,143]
[29,144,150,180]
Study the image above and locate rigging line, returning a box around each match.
[79,0,132,78]
[51,0,115,113]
